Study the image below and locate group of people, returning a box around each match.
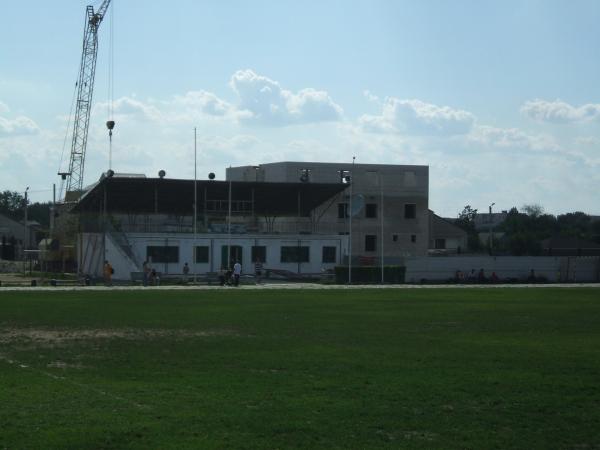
[454,268,499,284]
[103,258,266,287]
[142,261,160,286]
[218,259,264,286]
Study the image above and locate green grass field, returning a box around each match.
[1,287,599,449]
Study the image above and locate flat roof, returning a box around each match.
[73,177,348,216]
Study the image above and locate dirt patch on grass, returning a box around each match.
[0,327,239,346]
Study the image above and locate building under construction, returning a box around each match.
[73,161,434,280]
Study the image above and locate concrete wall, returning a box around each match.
[79,232,348,280]
[228,162,430,257]
[404,256,600,283]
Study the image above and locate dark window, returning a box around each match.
[392,234,398,242]
[281,246,310,263]
[147,246,179,263]
[411,234,417,243]
[195,246,209,263]
[338,203,349,218]
[322,246,336,263]
[251,246,266,263]
[366,203,377,218]
[434,238,446,249]
[404,203,417,219]
[221,245,243,267]
[365,235,376,252]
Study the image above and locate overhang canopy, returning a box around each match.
[73,177,347,217]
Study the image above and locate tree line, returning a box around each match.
[455,204,600,255]
[0,190,51,228]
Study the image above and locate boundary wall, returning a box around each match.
[404,256,600,283]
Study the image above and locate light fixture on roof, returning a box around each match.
[158,170,166,179]
[208,172,216,180]
[299,168,311,183]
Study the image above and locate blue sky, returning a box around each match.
[1,0,599,216]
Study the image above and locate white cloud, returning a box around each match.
[363,90,379,102]
[359,98,475,136]
[173,90,233,117]
[575,136,600,146]
[0,115,39,137]
[107,97,163,122]
[0,101,9,114]
[468,125,559,151]
[521,99,600,124]
[229,69,343,126]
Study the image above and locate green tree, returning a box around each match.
[0,190,26,221]
[455,205,482,252]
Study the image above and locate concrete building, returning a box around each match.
[428,211,468,254]
[74,161,430,280]
[227,162,430,261]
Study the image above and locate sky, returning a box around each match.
[1,0,599,217]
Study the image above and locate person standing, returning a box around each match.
[142,261,150,286]
[183,262,190,284]
[254,258,263,285]
[103,260,113,286]
[233,260,242,286]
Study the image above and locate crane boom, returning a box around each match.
[63,0,112,200]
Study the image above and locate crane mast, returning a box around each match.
[62,0,112,200]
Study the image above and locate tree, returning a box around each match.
[455,205,482,252]
[521,203,544,218]
[456,205,478,231]
[0,190,26,221]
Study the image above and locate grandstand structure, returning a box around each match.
[73,162,429,280]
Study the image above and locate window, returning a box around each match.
[195,246,209,263]
[147,246,179,263]
[435,238,446,249]
[221,245,243,267]
[322,246,336,263]
[404,203,417,219]
[281,246,310,263]
[365,235,376,252]
[338,203,349,218]
[365,203,377,218]
[392,234,398,242]
[251,246,266,263]
[411,235,417,243]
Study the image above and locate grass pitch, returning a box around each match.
[0,287,599,449]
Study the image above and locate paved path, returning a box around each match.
[1,283,598,292]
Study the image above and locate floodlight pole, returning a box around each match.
[489,202,495,255]
[23,187,29,249]
[380,173,384,284]
[348,156,355,284]
[193,127,197,284]
[227,177,232,270]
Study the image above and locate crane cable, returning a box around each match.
[57,80,79,200]
[107,0,115,171]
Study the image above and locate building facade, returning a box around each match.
[74,161,429,280]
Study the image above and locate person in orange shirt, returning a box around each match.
[103,260,113,286]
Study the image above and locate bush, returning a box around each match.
[334,265,405,284]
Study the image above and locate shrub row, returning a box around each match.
[334,265,406,284]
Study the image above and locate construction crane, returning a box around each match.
[59,0,112,201]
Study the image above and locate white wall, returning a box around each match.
[80,232,347,279]
[404,256,600,283]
